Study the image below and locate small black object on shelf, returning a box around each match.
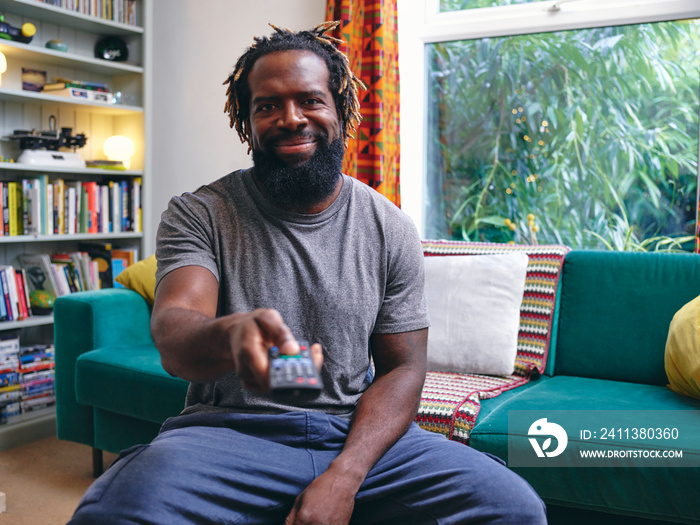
[95,36,129,62]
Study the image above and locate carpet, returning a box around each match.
[0,436,117,524]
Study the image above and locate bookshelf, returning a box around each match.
[0,0,149,448]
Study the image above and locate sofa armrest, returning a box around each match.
[54,289,154,447]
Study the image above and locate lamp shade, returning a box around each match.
[0,51,7,87]
[103,135,135,169]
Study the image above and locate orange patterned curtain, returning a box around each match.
[325,0,401,207]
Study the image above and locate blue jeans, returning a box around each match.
[70,411,546,524]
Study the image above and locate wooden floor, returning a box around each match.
[0,435,117,525]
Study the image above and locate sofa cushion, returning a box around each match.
[115,254,157,304]
[665,294,700,400]
[470,375,700,523]
[424,253,529,376]
[555,251,700,385]
[76,344,189,424]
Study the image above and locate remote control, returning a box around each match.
[269,341,323,402]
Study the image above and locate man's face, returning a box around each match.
[247,50,342,166]
[246,49,344,211]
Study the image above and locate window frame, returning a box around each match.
[398,0,700,237]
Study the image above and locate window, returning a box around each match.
[399,0,700,252]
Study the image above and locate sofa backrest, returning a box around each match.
[553,250,700,385]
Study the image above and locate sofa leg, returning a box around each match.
[92,448,104,478]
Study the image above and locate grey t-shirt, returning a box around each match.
[155,168,429,418]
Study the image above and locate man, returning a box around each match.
[70,22,546,524]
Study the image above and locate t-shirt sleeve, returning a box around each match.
[155,191,221,291]
[372,213,430,335]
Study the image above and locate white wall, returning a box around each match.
[147,0,326,254]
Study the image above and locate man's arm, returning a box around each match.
[151,265,315,390]
[286,328,428,525]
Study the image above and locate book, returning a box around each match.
[19,269,33,317]
[0,276,7,321]
[83,181,98,234]
[111,247,138,267]
[17,253,60,297]
[111,258,127,287]
[24,179,41,236]
[85,160,125,170]
[51,253,81,292]
[0,333,19,358]
[132,177,142,232]
[38,175,48,235]
[110,181,121,233]
[7,182,20,236]
[46,180,54,237]
[45,87,112,104]
[0,269,14,321]
[50,263,71,296]
[53,179,65,235]
[43,81,109,92]
[0,266,20,320]
[78,242,113,289]
[14,270,31,320]
[1,182,8,236]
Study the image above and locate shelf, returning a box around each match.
[0,313,53,331]
[0,163,143,177]
[0,405,56,452]
[0,232,143,243]
[0,86,142,114]
[0,39,143,75]
[0,0,143,35]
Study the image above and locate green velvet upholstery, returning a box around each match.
[54,289,180,453]
[470,376,700,524]
[554,250,700,385]
[76,345,188,423]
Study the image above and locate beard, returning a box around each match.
[252,132,345,211]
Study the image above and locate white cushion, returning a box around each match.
[424,253,529,376]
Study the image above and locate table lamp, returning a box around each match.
[103,135,135,169]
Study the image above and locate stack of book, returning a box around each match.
[0,334,21,423]
[35,0,139,26]
[79,242,139,289]
[17,252,99,302]
[0,176,142,237]
[19,344,55,413]
[41,79,112,104]
[0,247,139,324]
[0,266,33,322]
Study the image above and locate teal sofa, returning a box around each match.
[54,249,700,524]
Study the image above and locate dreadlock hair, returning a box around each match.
[223,21,365,151]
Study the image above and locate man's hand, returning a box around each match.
[225,308,300,392]
[284,464,359,525]
[227,309,324,392]
[151,266,323,387]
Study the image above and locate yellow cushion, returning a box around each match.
[115,254,157,305]
[665,295,700,400]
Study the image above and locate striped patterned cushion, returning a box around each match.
[416,240,570,443]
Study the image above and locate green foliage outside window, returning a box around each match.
[425,20,699,251]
